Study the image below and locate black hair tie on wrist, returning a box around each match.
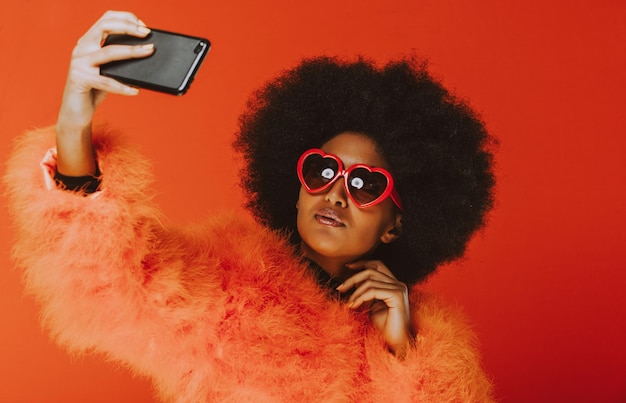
[54,166,102,194]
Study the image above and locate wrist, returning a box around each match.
[388,324,416,360]
[56,106,93,138]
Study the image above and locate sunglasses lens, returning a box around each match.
[302,154,339,190]
[348,168,389,205]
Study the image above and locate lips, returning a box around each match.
[314,208,345,227]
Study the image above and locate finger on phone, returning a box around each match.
[83,12,150,45]
[92,75,140,95]
[93,43,154,65]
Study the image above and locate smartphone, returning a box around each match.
[100,28,210,95]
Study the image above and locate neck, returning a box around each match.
[300,242,352,283]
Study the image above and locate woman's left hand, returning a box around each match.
[337,260,414,358]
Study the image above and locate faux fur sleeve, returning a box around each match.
[3,126,222,379]
[364,289,496,402]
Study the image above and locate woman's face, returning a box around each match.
[296,132,401,273]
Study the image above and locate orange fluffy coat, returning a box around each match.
[4,127,494,402]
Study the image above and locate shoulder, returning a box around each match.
[409,289,485,358]
[160,211,305,288]
[365,289,495,401]
[411,289,494,400]
[180,211,294,264]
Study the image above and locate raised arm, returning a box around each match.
[56,10,154,176]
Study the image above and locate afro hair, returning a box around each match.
[234,56,496,285]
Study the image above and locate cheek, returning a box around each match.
[297,186,321,209]
[296,187,310,230]
[296,187,307,210]
[354,205,396,238]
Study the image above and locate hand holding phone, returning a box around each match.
[100,29,211,95]
[57,11,208,177]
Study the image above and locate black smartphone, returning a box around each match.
[100,28,210,95]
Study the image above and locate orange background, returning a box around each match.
[1,1,624,402]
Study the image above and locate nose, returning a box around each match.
[324,179,348,208]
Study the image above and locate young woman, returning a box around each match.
[5,11,496,402]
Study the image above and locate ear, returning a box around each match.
[380,213,403,244]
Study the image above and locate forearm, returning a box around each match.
[5,126,163,357]
[5,126,157,279]
[55,119,97,176]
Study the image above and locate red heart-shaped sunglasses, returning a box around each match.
[297,148,403,210]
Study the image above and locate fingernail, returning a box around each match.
[141,43,154,51]
[124,86,139,95]
[138,19,147,27]
[138,26,151,34]
[336,283,344,290]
